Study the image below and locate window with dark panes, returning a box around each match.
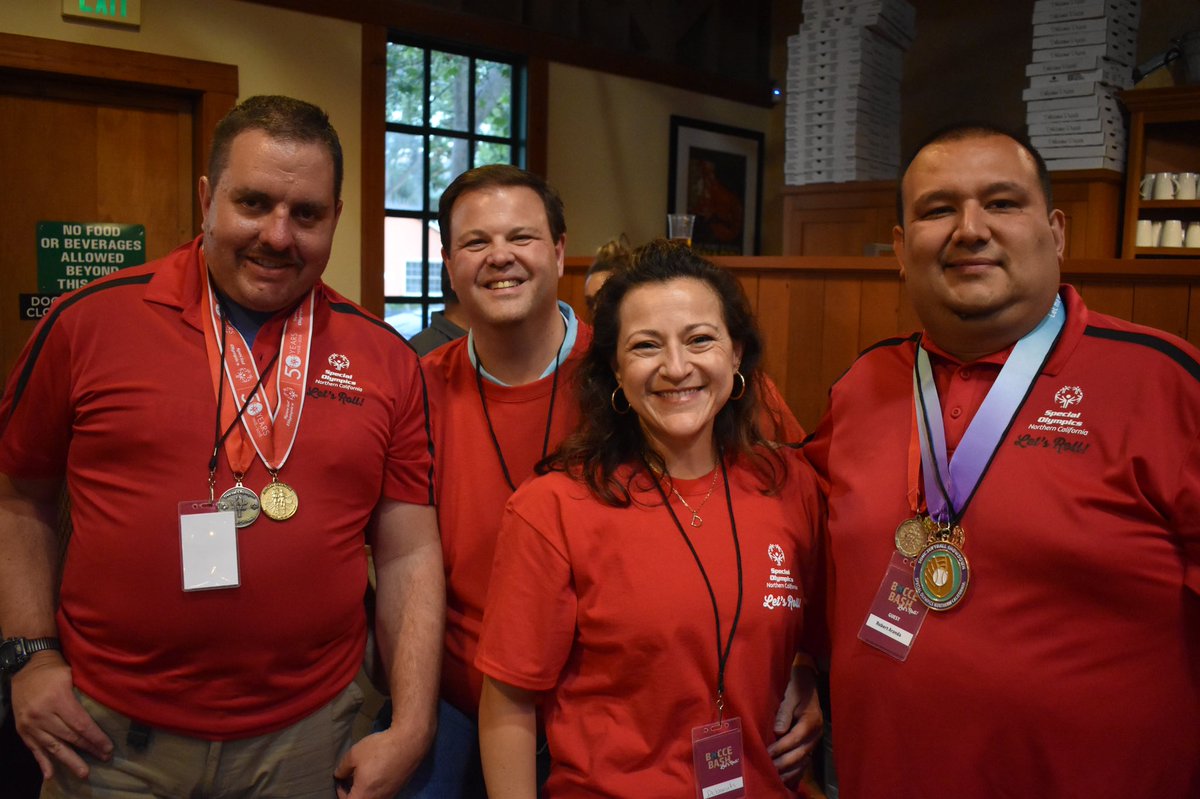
[383,38,525,338]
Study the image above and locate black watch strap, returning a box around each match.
[0,637,61,675]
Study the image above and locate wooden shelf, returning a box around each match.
[1132,248,1200,258]
[1139,199,1200,210]
[1119,86,1200,258]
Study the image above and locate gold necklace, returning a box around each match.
[671,468,720,528]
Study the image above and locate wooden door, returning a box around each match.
[0,32,238,384]
[0,80,194,380]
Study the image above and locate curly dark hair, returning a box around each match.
[540,238,785,505]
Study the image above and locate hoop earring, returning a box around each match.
[611,386,631,414]
[730,370,747,401]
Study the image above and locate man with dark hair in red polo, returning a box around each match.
[805,124,1200,797]
[0,95,443,799]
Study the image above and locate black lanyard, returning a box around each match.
[650,456,743,716]
[207,302,279,495]
[473,330,565,493]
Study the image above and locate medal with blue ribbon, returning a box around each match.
[912,295,1065,611]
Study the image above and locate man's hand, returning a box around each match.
[768,662,823,786]
[12,653,112,781]
[344,500,441,799]
[333,726,423,799]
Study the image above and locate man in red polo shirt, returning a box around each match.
[805,124,1200,797]
[0,96,442,799]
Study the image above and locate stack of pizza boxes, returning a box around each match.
[785,0,915,185]
[1024,0,1140,172]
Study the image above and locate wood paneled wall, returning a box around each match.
[562,256,1200,432]
[782,171,1123,260]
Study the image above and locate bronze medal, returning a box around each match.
[218,484,260,528]
[929,521,966,549]
[260,480,299,521]
[894,516,931,558]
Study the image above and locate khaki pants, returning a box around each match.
[41,681,363,799]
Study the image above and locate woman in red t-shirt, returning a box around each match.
[475,239,824,798]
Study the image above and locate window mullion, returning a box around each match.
[384,35,524,336]
[421,47,434,327]
[468,55,477,169]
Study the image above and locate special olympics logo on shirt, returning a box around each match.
[768,544,785,566]
[328,353,351,371]
[246,401,264,417]
[286,355,302,369]
[1054,386,1084,409]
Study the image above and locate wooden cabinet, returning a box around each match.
[1049,170,1122,259]
[782,181,896,256]
[783,172,1120,258]
[1120,86,1200,258]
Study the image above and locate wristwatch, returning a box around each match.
[0,637,61,676]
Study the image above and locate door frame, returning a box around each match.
[0,32,238,234]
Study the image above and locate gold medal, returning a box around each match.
[260,478,299,521]
[894,516,931,558]
[218,483,260,528]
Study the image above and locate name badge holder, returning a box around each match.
[691,716,746,799]
[859,551,929,661]
[178,500,239,591]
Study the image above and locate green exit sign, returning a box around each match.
[62,0,141,27]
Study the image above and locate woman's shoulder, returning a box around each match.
[510,461,649,519]
[509,467,596,514]
[728,445,820,499]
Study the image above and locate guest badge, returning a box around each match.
[691,716,745,799]
[179,500,239,591]
[858,550,928,660]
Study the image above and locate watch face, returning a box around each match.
[0,641,19,673]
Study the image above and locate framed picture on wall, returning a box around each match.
[668,115,764,256]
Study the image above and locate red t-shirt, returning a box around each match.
[477,456,822,797]
[421,328,591,716]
